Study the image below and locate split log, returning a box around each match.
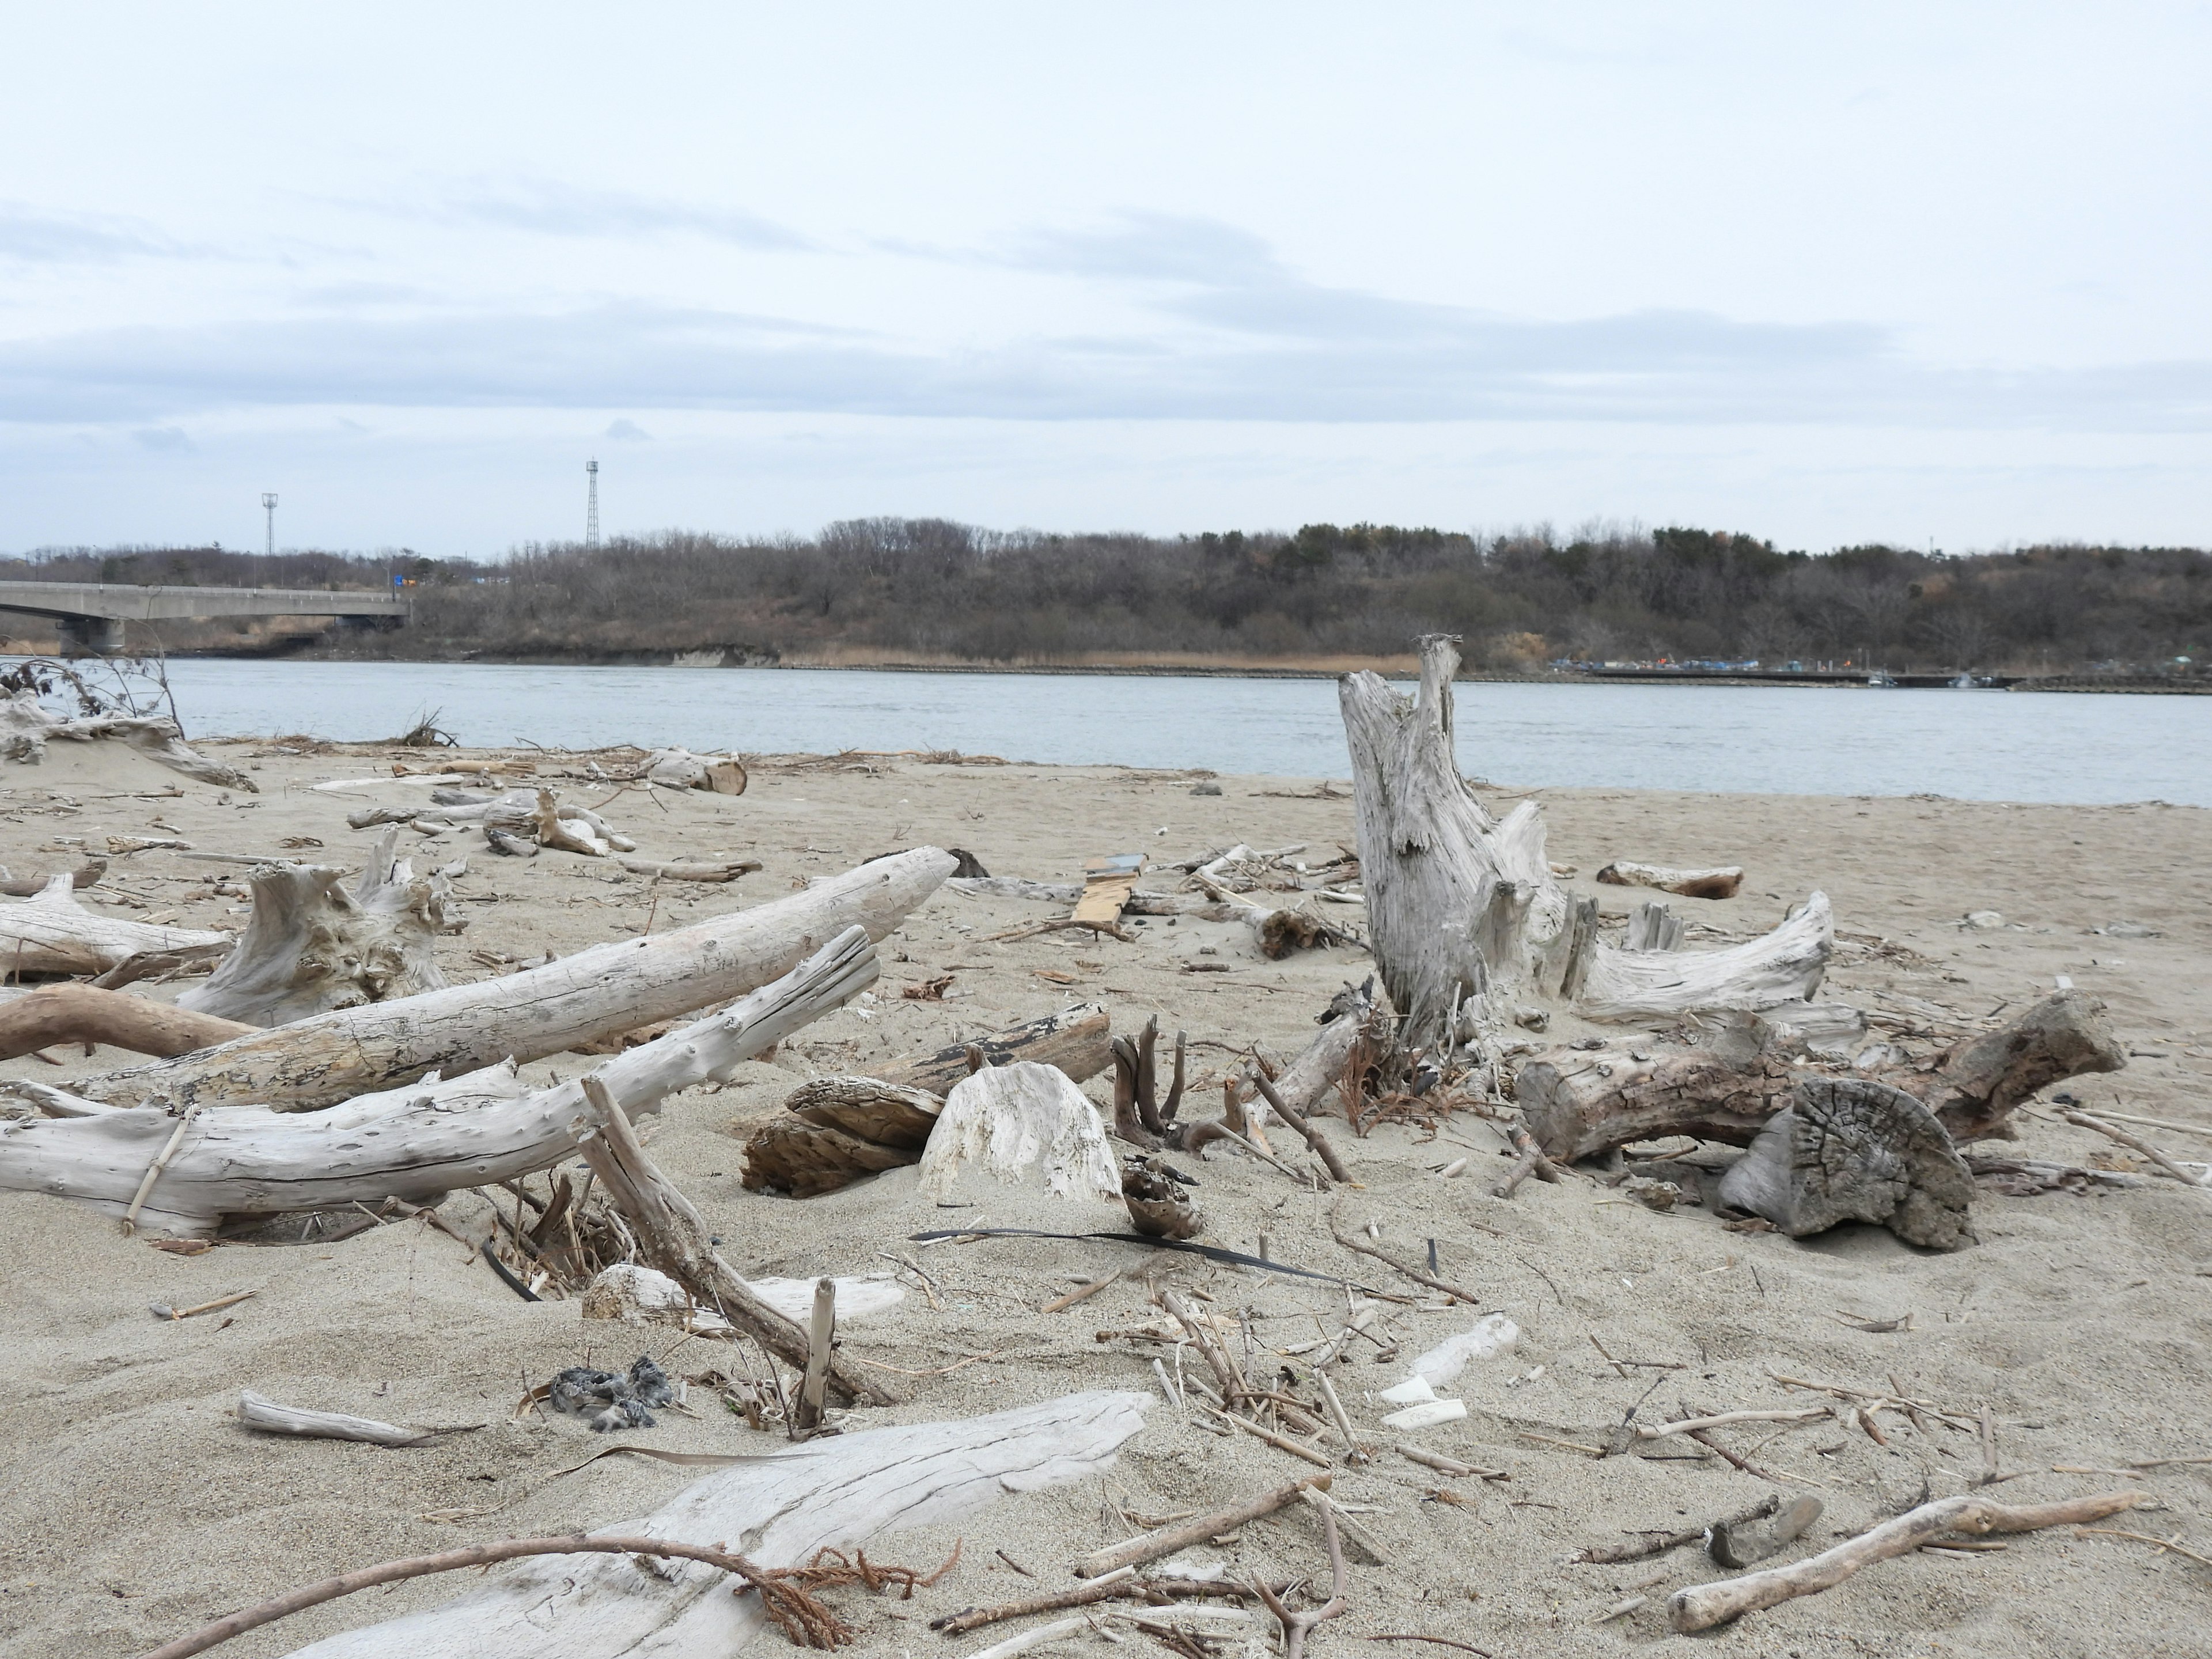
[740,1078,946,1201]
[1668,1488,2141,1633]
[0,982,253,1062]
[915,1061,1122,1205]
[266,1391,1150,1658]
[0,873,232,978]
[1597,860,1745,900]
[0,927,880,1235]
[1340,636,1830,1046]
[1519,991,2123,1161]
[0,690,255,790]
[882,1002,1111,1094]
[575,1077,887,1407]
[0,858,106,897]
[66,846,954,1111]
[174,831,450,1025]
[1718,1078,1976,1249]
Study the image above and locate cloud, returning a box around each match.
[421,180,814,251]
[0,201,188,264]
[604,417,652,441]
[130,425,192,450]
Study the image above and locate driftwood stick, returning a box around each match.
[1074,1472,1332,1579]
[1252,1503,1349,1659]
[121,1103,203,1237]
[1575,1494,1784,1565]
[576,1075,892,1406]
[1163,1289,1248,1404]
[1668,1489,2143,1633]
[932,1572,1286,1637]
[1247,1067,1350,1181]
[135,1533,837,1659]
[0,982,253,1064]
[1635,1407,1830,1444]
[2064,1110,2210,1190]
[794,1276,836,1433]
[234,1391,437,1448]
[1200,1401,1333,1468]
[1327,1198,1480,1305]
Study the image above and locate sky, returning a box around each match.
[2,3,2209,558]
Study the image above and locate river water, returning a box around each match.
[99,660,2212,806]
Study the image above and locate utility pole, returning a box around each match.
[262,493,278,556]
[585,459,600,549]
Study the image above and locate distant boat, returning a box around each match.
[1868,670,1898,687]
[1951,672,1980,689]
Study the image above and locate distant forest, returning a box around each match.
[9,523,2209,673]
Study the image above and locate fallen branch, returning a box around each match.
[0,982,253,1063]
[1074,1472,1332,1579]
[2064,1109,2211,1190]
[235,1390,435,1448]
[1253,1502,1349,1659]
[1668,1488,2143,1633]
[1327,1198,1480,1305]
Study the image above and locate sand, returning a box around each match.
[2,734,2209,1659]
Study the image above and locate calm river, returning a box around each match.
[111,660,2212,807]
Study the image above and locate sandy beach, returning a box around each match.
[3,734,2209,1659]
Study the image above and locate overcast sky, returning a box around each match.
[4,3,2209,557]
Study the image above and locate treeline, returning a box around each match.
[9,523,2209,671]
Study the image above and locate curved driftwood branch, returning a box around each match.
[175,831,450,1025]
[0,873,232,978]
[0,690,255,790]
[0,927,880,1234]
[1669,1488,2141,1633]
[264,1391,1150,1658]
[0,858,106,897]
[1573,895,1833,1022]
[0,982,253,1062]
[70,846,954,1111]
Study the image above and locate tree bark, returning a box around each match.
[1717,1077,1977,1249]
[174,830,450,1025]
[0,873,232,978]
[0,926,881,1234]
[67,846,954,1111]
[0,982,253,1062]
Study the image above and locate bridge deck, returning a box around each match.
[0,581,410,622]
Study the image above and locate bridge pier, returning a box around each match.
[55,615,126,656]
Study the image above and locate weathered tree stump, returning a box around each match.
[1718,1077,1976,1249]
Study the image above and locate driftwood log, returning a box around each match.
[0,982,253,1062]
[1339,635,1832,1048]
[1717,1077,1977,1249]
[643,747,748,793]
[739,1004,1110,1197]
[0,858,106,897]
[1596,860,1744,899]
[270,1392,1149,1659]
[65,846,953,1111]
[0,690,256,790]
[0,927,880,1234]
[174,830,450,1025]
[0,873,232,979]
[235,1391,433,1449]
[1518,991,2123,1160]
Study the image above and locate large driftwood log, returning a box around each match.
[272,1391,1149,1659]
[175,831,450,1025]
[67,847,954,1111]
[0,982,254,1062]
[1518,991,2122,1160]
[886,1002,1112,1093]
[1340,636,1831,1046]
[0,690,255,790]
[0,873,232,978]
[0,928,880,1235]
[1717,1077,1977,1249]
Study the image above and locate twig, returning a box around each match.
[2074,1526,2212,1571]
[1043,1266,1128,1315]
[1365,1640,1492,1657]
[1200,1401,1332,1468]
[1635,1407,1830,1443]
[2065,1110,2210,1190]
[1246,1067,1351,1182]
[1669,1489,2144,1632]
[1074,1473,1332,1580]
[135,1533,850,1659]
[1326,1198,1480,1305]
[1251,1503,1349,1659]
[122,1102,203,1236]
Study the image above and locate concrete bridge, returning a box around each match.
[0,581,410,653]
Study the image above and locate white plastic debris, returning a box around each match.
[1378,1374,1438,1406]
[1410,1313,1520,1388]
[1380,1399,1468,1431]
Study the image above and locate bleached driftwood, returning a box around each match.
[1518,991,2123,1160]
[0,874,232,978]
[0,927,880,1234]
[575,1075,888,1407]
[175,831,450,1025]
[643,748,747,794]
[236,1391,431,1448]
[1668,1488,2141,1633]
[946,874,1205,915]
[0,982,253,1062]
[0,690,255,790]
[1596,860,1744,900]
[264,1391,1148,1659]
[619,857,762,884]
[0,858,106,897]
[915,1060,1121,1205]
[1340,636,1828,1047]
[1717,1077,1976,1250]
[67,847,954,1111]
